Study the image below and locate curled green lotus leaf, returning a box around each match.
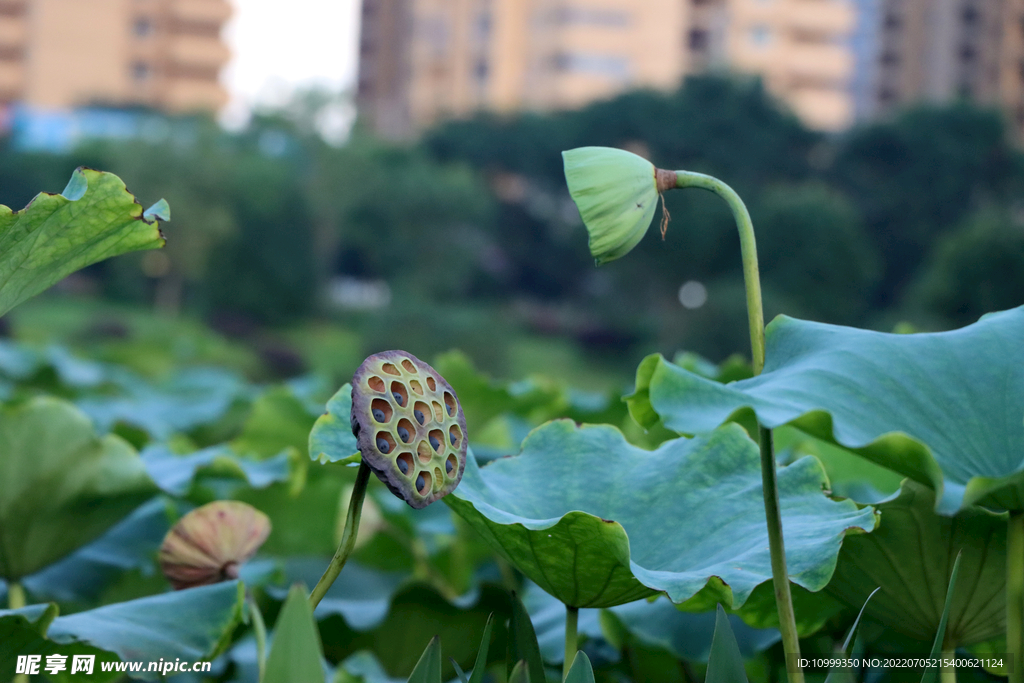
[628,305,1024,514]
[563,147,665,265]
[446,419,876,608]
[829,481,1005,647]
[0,167,168,318]
[350,351,468,509]
[0,397,157,581]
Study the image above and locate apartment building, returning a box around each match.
[862,0,1024,131]
[358,0,686,138]
[0,0,231,114]
[357,0,860,137]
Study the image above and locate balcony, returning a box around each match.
[167,35,231,67]
[168,0,232,25]
[0,15,24,46]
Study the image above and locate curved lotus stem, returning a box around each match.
[563,147,803,683]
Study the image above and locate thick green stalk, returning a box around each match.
[674,171,802,683]
[1009,512,1024,683]
[10,582,27,683]
[564,605,579,681]
[309,462,372,609]
[8,581,25,610]
[940,649,956,683]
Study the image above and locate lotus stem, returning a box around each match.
[673,171,802,683]
[940,648,956,683]
[7,581,25,610]
[10,582,27,683]
[248,596,268,682]
[309,462,372,609]
[1009,511,1024,683]
[564,605,579,681]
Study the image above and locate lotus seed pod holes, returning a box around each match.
[350,351,468,508]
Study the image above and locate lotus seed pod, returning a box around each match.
[159,501,270,590]
[351,350,468,509]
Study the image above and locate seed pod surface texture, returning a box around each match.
[351,350,467,508]
[159,500,271,590]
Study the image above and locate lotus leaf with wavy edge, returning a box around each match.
[627,306,1024,515]
[445,419,876,608]
[0,167,167,318]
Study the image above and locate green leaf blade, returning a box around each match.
[407,635,442,683]
[706,605,749,683]
[264,584,326,683]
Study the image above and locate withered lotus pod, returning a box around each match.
[351,350,468,509]
[159,501,270,590]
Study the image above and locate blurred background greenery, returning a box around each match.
[3,74,1023,389]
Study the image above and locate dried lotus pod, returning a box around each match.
[159,501,270,590]
[351,350,468,508]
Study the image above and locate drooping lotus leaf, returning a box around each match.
[159,500,270,590]
[0,397,157,580]
[829,481,1005,646]
[350,351,468,509]
[446,420,876,608]
[0,167,168,318]
[563,147,662,265]
[627,306,1024,514]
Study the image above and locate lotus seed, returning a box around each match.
[416,474,425,491]
[398,426,410,442]
[398,458,409,474]
[372,409,385,422]
[414,409,425,424]
[393,391,404,406]
[449,432,457,445]
[377,438,390,454]
[446,459,454,474]
[430,435,440,451]
[447,403,455,416]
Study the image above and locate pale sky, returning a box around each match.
[220,0,361,128]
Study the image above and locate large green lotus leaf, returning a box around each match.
[0,397,157,580]
[44,580,245,681]
[22,497,170,603]
[446,420,876,608]
[0,605,116,683]
[0,168,167,318]
[77,366,249,441]
[628,306,1024,514]
[828,481,1005,646]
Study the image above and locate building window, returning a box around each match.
[556,8,629,27]
[474,59,489,82]
[554,52,630,80]
[133,17,153,37]
[689,29,708,51]
[749,24,771,47]
[131,61,151,82]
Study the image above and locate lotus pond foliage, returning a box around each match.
[0,130,1018,683]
